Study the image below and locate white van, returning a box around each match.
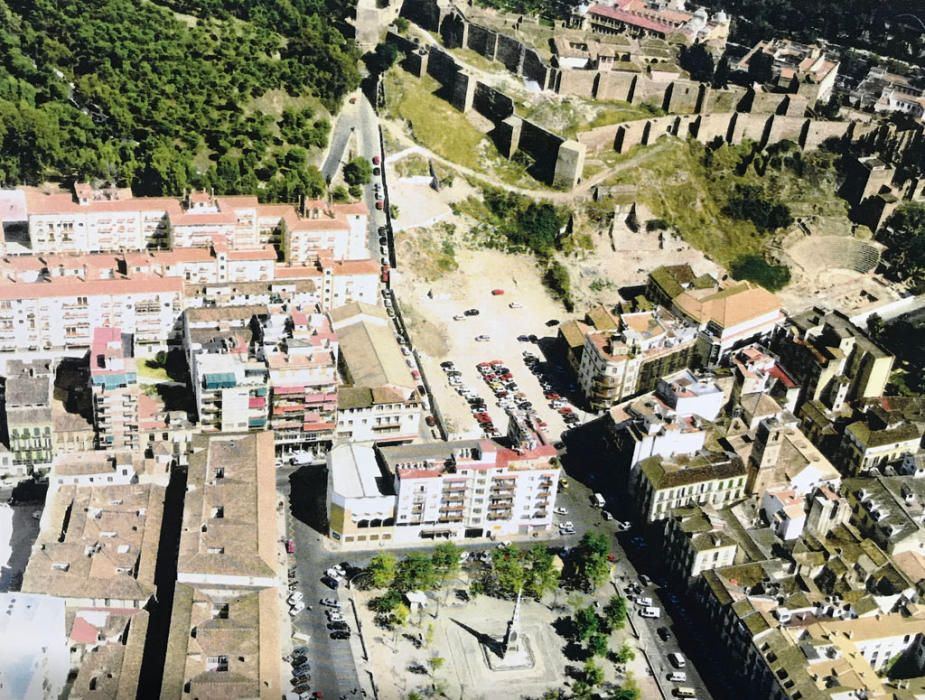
[640,606,661,619]
[674,687,696,698]
[592,493,605,508]
[668,652,686,668]
[668,672,688,683]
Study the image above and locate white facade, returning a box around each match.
[657,369,725,421]
[0,593,69,700]
[761,488,806,541]
[0,277,183,353]
[335,402,421,444]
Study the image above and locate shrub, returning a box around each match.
[730,254,791,291]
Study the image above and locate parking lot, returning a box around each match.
[395,255,594,441]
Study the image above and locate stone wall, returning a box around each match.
[495,34,524,75]
[473,82,515,122]
[577,123,623,151]
[519,120,566,183]
[596,71,638,102]
[556,69,598,99]
[665,80,702,115]
[523,49,551,90]
[400,0,446,32]
[612,111,865,156]
[467,22,497,59]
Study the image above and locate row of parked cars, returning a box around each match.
[440,360,502,438]
[522,350,581,429]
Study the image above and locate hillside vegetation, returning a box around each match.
[603,138,848,289]
[0,0,359,198]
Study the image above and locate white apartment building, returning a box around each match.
[89,327,140,450]
[21,184,176,254]
[0,276,183,354]
[328,414,560,546]
[284,200,370,263]
[576,307,699,411]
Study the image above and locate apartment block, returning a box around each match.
[89,327,140,450]
[663,505,738,582]
[574,305,698,411]
[633,450,747,522]
[328,413,560,546]
[283,200,369,264]
[266,310,339,455]
[331,302,421,445]
[0,275,183,353]
[21,184,176,254]
[21,482,165,608]
[839,405,923,475]
[184,306,270,433]
[2,359,54,475]
[774,308,894,412]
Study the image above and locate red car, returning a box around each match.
[545,392,561,400]
[558,407,573,415]
[491,289,504,295]
[286,539,295,554]
[372,155,381,165]
[375,200,384,210]
[475,413,492,423]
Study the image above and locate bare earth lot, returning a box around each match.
[393,248,594,441]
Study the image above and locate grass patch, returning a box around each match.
[394,153,432,177]
[384,69,487,170]
[729,254,791,291]
[138,359,169,382]
[602,139,848,269]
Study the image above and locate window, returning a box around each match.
[206,655,229,672]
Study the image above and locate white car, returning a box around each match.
[325,568,343,580]
[636,596,654,607]
[289,602,306,616]
[508,302,523,309]
[288,591,304,603]
[454,315,466,321]
[561,521,574,530]
[554,507,568,516]
[475,335,491,342]
[639,606,661,619]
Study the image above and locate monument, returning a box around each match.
[484,589,534,670]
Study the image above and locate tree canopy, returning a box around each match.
[879,202,925,291]
[0,0,358,196]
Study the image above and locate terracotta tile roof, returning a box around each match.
[0,274,183,301]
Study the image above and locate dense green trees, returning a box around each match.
[0,0,358,196]
[730,254,792,291]
[880,202,925,291]
[343,157,373,187]
[725,183,793,233]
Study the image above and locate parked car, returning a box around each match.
[453,314,466,321]
[375,200,384,210]
[465,308,480,316]
[639,606,661,619]
[475,335,491,342]
[327,621,349,631]
[372,155,381,165]
[289,602,306,616]
[321,576,340,590]
[330,631,351,640]
[657,627,672,641]
[508,302,523,309]
[320,598,341,608]
[668,653,686,668]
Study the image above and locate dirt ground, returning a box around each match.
[393,246,593,441]
[353,574,657,700]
